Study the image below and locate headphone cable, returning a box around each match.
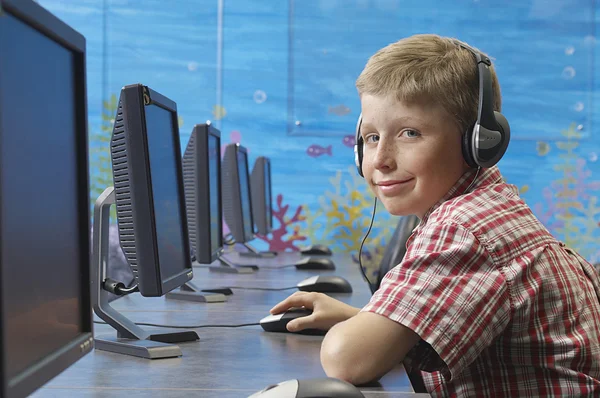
[358,198,378,294]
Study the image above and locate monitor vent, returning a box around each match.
[111,100,139,280]
[182,133,197,253]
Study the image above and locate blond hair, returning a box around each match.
[356,34,502,134]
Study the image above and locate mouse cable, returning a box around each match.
[220,286,298,291]
[93,320,260,329]
[358,198,378,294]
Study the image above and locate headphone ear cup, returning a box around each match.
[462,125,478,168]
[493,111,511,160]
[354,137,364,177]
[354,114,364,178]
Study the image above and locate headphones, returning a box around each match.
[354,41,511,177]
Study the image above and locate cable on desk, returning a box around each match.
[221,286,297,291]
[93,320,260,329]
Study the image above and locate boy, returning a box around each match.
[270,34,600,396]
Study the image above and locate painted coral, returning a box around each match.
[255,193,307,251]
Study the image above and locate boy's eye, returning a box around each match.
[364,134,379,143]
[403,129,420,138]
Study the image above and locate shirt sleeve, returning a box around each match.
[361,220,511,379]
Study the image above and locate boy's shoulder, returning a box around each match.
[428,178,520,228]
[425,176,557,257]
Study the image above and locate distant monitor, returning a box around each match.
[183,123,223,264]
[0,0,94,396]
[111,83,193,297]
[222,144,255,243]
[250,157,273,236]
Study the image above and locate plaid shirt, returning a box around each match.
[362,166,600,397]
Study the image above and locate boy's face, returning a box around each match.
[360,94,471,218]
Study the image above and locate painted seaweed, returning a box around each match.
[533,123,600,263]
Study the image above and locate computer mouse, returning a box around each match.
[299,244,333,256]
[259,308,326,335]
[294,257,336,271]
[296,275,352,293]
[248,378,364,398]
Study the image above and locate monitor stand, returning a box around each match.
[166,281,227,303]
[238,242,278,258]
[209,254,259,273]
[92,187,200,359]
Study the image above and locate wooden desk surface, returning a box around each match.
[32,253,430,397]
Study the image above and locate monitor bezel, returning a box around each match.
[185,123,224,264]
[250,156,273,236]
[117,84,193,296]
[0,1,93,397]
[222,143,255,244]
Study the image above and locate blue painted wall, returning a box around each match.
[38,0,600,269]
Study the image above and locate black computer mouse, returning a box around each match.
[294,257,336,271]
[259,308,326,335]
[299,244,333,256]
[296,275,352,293]
[248,378,364,398]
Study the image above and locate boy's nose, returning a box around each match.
[373,143,396,171]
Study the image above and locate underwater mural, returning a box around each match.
[39,0,599,277]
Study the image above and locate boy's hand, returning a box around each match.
[270,291,360,332]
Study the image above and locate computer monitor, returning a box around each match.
[111,83,193,297]
[183,123,223,264]
[222,143,255,244]
[0,1,93,396]
[250,157,273,236]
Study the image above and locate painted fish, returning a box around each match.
[307,144,332,157]
[342,135,355,147]
[328,104,351,116]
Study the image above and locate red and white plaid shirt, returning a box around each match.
[362,166,600,397]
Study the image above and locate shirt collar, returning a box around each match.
[417,165,504,226]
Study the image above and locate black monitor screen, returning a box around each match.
[145,104,187,282]
[208,134,222,255]
[0,12,83,381]
[265,160,273,231]
[237,150,254,239]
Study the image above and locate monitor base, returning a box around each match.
[239,251,278,258]
[210,254,258,273]
[92,187,201,360]
[95,336,182,359]
[239,243,277,258]
[209,265,256,274]
[165,281,227,303]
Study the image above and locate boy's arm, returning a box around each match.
[320,311,420,385]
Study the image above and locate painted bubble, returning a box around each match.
[562,66,576,79]
[253,90,267,104]
[187,62,198,72]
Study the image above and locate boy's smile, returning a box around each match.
[360,93,472,218]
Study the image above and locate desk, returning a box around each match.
[32,253,430,398]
